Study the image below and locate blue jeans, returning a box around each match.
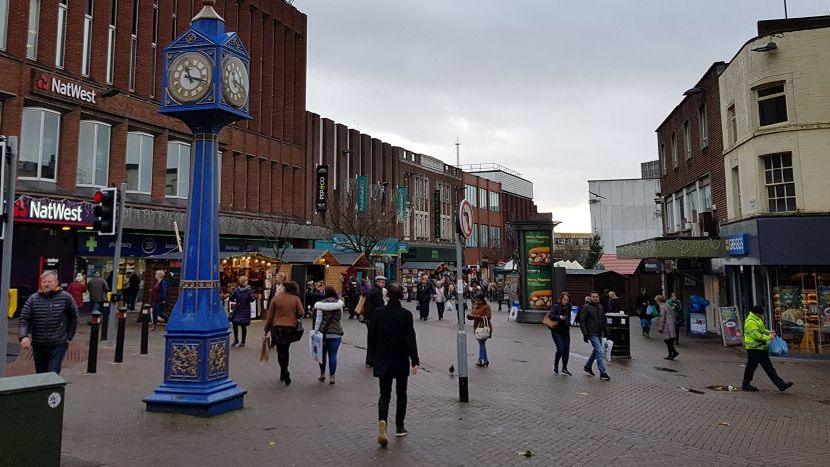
[478,339,489,363]
[586,335,607,374]
[551,332,570,371]
[320,337,342,376]
[32,342,69,374]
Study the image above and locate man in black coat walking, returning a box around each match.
[363,275,387,367]
[415,274,434,321]
[18,271,79,374]
[368,283,420,447]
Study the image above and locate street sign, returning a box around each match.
[457,199,474,239]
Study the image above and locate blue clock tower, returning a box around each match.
[144,0,250,417]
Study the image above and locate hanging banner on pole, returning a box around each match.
[396,186,408,222]
[434,189,441,239]
[356,175,369,213]
[315,165,329,213]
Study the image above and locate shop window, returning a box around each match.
[772,266,829,355]
[77,121,111,187]
[0,0,8,50]
[763,153,796,213]
[105,0,116,84]
[126,132,153,193]
[683,120,691,160]
[698,105,708,149]
[19,107,60,181]
[55,0,68,68]
[26,0,39,59]
[81,0,93,76]
[166,141,190,198]
[757,83,787,127]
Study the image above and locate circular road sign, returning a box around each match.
[458,199,474,239]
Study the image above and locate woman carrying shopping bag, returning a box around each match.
[313,287,344,384]
[263,281,305,386]
[467,293,492,367]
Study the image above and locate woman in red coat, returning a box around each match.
[66,273,86,311]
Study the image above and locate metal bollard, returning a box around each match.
[87,310,102,374]
[140,305,150,355]
[101,302,111,341]
[114,307,127,363]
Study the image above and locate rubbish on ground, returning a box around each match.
[707,385,739,392]
[516,450,535,458]
[268,441,276,446]
[679,387,704,394]
[578,392,590,396]
[717,421,730,426]
[654,366,678,372]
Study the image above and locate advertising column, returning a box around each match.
[524,231,553,312]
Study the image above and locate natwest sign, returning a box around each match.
[14,195,95,226]
[35,74,97,104]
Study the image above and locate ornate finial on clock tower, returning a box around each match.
[192,0,223,22]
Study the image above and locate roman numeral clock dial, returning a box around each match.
[167,52,213,103]
[222,56,249,108]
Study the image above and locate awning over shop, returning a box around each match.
[400,261,456,271]
[616,237,723,260]
[597,254,641,276]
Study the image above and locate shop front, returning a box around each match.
[720,215,830,355]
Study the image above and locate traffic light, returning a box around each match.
[92,187,117,235]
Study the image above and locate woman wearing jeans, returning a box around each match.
[468,293,492,367]
[314,287,344,384]
[548,292,572,375]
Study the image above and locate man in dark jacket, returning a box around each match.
[579,291,610,381]
[87,272,109,318]
[415,274,434,321]
[125,271,140,311]
[368,283,419,447]
[18,271,79,374]
[363,275,387,367]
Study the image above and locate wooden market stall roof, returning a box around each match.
[279,248,340,266]
[147,251,279,262]
[330,252,371,269]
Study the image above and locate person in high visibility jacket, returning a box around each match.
[742,306,793,392]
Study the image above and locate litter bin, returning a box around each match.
[605,313,631,359]
[0,373,67,467]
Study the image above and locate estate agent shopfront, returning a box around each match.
[720,216,830,355]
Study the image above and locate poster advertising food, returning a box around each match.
[688,312,707,336]
[718,306,744,347]
[523,231,552,310]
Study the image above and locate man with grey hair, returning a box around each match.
[18,271,79,374]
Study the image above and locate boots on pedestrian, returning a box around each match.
[583,365,595,376]
[778,382,794,392]
[741,384,759,391]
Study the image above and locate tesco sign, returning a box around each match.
[35,74,97,104]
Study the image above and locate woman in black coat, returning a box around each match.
[547,292,573,375]
[229,276,254,347]
[368,283,420,446]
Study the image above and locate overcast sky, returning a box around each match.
[297,0,830,232]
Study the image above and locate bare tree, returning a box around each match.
[554,241,587,265]
[253,214,306,262]
[479,243,505,267]
[326,179,399,257]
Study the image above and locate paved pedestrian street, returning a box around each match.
[7,302,830,466]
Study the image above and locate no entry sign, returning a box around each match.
[457,199,474,239]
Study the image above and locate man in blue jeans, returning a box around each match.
[579,291,610,381]
[18,271,79,374]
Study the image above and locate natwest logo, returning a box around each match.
[35,74,97,104]
[13,195,95,226]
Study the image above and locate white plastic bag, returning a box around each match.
[602,338,613,362]
[309,330,324,362]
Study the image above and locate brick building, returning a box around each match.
[462,172,504,279]
[0,0,318,297]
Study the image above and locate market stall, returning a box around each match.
[276,249,341,307]
[330,252,373,293]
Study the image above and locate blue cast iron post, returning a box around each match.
[144,0,250,416]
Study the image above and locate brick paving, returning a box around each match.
[6,301,830,466]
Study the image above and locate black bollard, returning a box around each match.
[100,302,111,341]
[87,310,102,374]
[114,307,127,363]
[140,305,150,355]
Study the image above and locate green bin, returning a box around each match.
[0,373,67,467]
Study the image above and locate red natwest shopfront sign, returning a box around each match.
[13,195,96,226]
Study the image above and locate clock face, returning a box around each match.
[221,56,249,108]
[167,52,213,103]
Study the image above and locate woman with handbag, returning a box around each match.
[656,295,678,360]
[544,292,572,375]
[230,275,254,347]
[434,279,448,321]
[313,287,344,384]
[467,293,492,367]
[263,280,305,386]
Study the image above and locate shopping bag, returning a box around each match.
[769,336,788,356]
[260,335,270,363]
[309,330,324,362]
[445,301,456,317]
[508,301,519,322]
[355,295,366,316]
[602,338,613,362]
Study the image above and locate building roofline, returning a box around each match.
[587,178,659,183]
[655,61,727,133]
[721,18,830,76]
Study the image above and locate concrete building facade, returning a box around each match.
[588,178,662,254]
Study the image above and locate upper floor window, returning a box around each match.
[479,224,488,247]
[490,191,500,212]
[81,0,93,76]
[683,120,691,160]
[77,121,111,187]
[105,0,117,84]
[129,0,139,91]
[727,104,737,146]
[659,142,666,175]
[670,132,677,168]
[467,223,478,247]
[490,226,501,247]
[757,83,787,127]
[479,188,488,209]
[55,0,68,68]
[698,105,708,149]
[763,153,796,213]
[126,132,153,193]
[166,141,190,198]
[19,107,60,181]
[465,184,477,207]
[26,0,40,59]
[0,0,9,50]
